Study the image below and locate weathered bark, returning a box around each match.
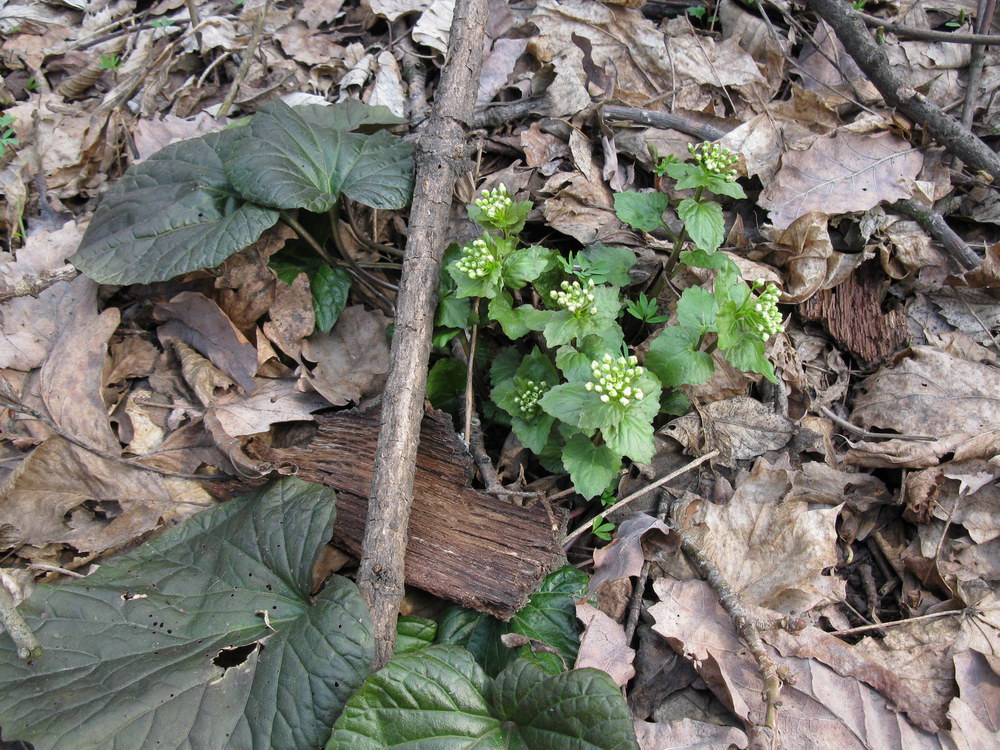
[799,261,907,366]
[357,0,490,667]
[254,408,564,619]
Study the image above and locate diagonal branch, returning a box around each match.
[356,0,490,669]
[804,0,1000,185]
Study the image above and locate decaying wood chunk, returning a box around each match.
[249,406,565,620]
[799,261,907,366]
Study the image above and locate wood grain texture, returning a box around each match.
[257,407,564,620]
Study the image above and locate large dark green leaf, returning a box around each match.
[0,478,374,750]
[70,130,280,284]
[325,646,639,750]
[224,100,414,213]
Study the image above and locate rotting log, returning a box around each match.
[249,406,565,620]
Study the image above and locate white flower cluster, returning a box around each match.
[454,237,497,279]
[550,278,597,316]
[688,142,739,182]
[475,184,513,221]
[585,353,645,407]
[750,280,784,341]
[512,378,546,419]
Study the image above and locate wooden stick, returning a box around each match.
[356,0,490,669]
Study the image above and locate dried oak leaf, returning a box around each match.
[760,130,923,230]
[300,305,389,406]
[847,346,1000,467]
[673,458,843,614]
[0,436,212,553]
[574,602,636,687]
[650,578,945,749]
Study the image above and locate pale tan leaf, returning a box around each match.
[0,221,86,371]
[674,458,843,613]
[209,378,329,437]
[633,719,747,750]
[574,603,635,686]
[760,130,923,230]
[0,437,212,553]
[850,346,1000,449]
[300,305,389,406]
[650,578,944,749]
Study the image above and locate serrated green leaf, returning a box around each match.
[436,290,473,329]
[488,291,550,338]
[435,607,512,678]
[645,325,714,387]
[676,284,719,334]
[679,248,738,271]
[720,334,778,383]
[0,478,374,750]
[562,434,622,499]
[312,264,352,332]
[613,190,670,232]
[677,196,724,253]
[327,646,639,750]
[395,616,438,654]
[225,100,414,212]
[71,130,280,284]
[539,381,597,429]
[603,408,656,463]
[503,245,557,288]
[489,347,523,386]
[426,357,467,415]
[580,243,637,286]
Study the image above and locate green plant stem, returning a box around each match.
[344,200,404,258]
[664,186,703,276]
[279,209,395,315]
[463,299,480,443]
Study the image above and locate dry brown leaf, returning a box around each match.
[154,291,258,393]
[673,458,843,613]
[574,602,636,687]
[274,21,347,66]
[209,378,329,438]
[132,112,223,162]
[661,396,795,466]
[649,578,944,749]
[172,339,238,407]
[262,273,316,362]
[763,212,867,303]
[478,37,529,108]
[0,436,212,553]
[850,346,1000,448]
[633,718,748,750]
[944,649,1000,749]
[767,623,952,732]
[591,513,679,592]
[214,224,293,334]
[0,221,86,371]
[760,130,923,230]
[412,0,455,53]
[300,305,389,406]
[39,293,120,453]
[540,171,616,244]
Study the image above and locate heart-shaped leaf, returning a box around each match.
[0,478,374,750]
[325,646,640,750]
[70,130,280,284]
[224,100,414,213]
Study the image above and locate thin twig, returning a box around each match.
[670,520,788,742]
[858,10,1000,45]
[831,608,960,637]
[816,404,936,441]
[0,579,41,660]
[602,104,727,142]
[0,265,79,303]
[563,450,718,546]
[889,198,980,270]
[217,0,271,118]
[0,384,230,481]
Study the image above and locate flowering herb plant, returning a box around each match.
[435,142,785,522]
